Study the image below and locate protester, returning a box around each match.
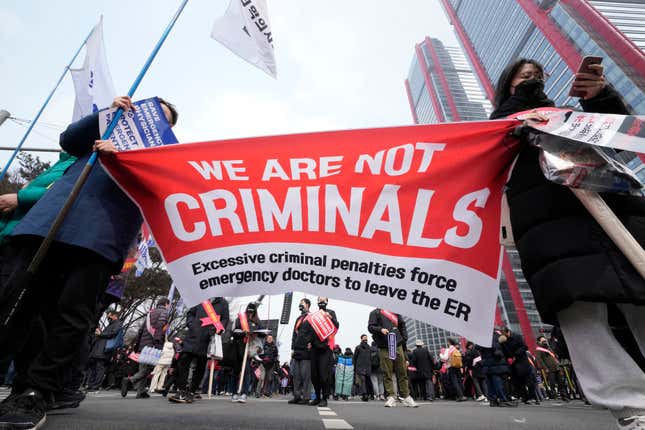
[0,96,178,428]
[369,341,384,401]
[231,302,264,403]
[440,339,467,402]
[86,310,122,391]
[491,58,645,428]
[169,297,229,404]
[480,331,515,408]
[498,327,538,405]
[410,340,436,401]
[464,341,487,402]
[534,335,569,401]
[261,335,278,397]
[353,334,372,401]
[288,298,314,405]
[309,297,339,407]
[122,298,170,399]
[367,308,417,408]
[279,363,291,395]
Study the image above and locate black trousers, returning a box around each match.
[175,352,207,394]
[0,237,112,394]
[311,348,333,399]
[86,358,106,390]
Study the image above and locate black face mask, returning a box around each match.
[361,339,367,344]
[514,78,547,101]
[299,304,306,313]
[318,302,327,310]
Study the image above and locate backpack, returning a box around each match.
[450,349,463,368]
[105,327,124,354]
[370,349,380,370]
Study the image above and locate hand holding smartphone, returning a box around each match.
[568,56,604,99]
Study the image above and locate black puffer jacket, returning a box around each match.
[491,85,645,324]
[291,312,315,360]
[353,341,372,376]
[182,297,229,356]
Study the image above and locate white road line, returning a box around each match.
[318,411,337,416]
[322,418,353,429]
[317,407,332,411]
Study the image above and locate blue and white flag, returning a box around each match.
[70,17,116,121]
[134,236,155,277]
[98,97,178,151]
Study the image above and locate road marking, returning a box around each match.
[319,411,337,416]
[317,407,332,411]
[322,418,353,429]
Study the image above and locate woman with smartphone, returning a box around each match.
[491,57,645,429]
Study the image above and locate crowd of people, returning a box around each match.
[0,53,642,430]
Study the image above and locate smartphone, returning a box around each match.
[568,56,603,98]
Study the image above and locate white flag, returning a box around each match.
[211,0,277,78]
[70,17,116,121]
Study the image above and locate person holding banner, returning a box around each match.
[368,308,418,408]
[169,297,229,404]
[308,297,339,408]
[288,298,314,406]
[0,96,177,428]
[491,58,645,428]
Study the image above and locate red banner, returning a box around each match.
[101,120,519,346]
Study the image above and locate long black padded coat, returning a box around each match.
[490,86,645,324]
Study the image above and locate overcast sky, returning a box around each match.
[0,0,458,360]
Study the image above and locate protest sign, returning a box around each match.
[308,310,336,341]
[101,120,519,345]
[99,97,178,151]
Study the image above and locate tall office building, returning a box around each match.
[439,0,645,183]
[439,0,645,113]
[403,37,546,355]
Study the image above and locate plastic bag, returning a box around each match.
[529,131,643,195]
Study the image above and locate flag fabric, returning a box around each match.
[70,17,116,121]
[101,119,521,345]
[211,0,276,78]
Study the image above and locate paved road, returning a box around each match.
[2,389,617,430]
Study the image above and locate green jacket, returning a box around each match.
[0,152,77,244]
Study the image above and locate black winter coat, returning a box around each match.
[411,346,435,379]
[368,309,408,348]
[491,86,645,324]
[89,318,122,359]
[291,313,315,360]
[479,333,509,376]
[500,333,531,377]
[353,342,372,376]
[182,298,230,356]
[463,347,484,379]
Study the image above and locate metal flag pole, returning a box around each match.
[27,0,189,274]
[0,27,94,181]
[0,0,189,335]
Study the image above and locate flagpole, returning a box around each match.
[0,26,94,181]
[26,0,189,274]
